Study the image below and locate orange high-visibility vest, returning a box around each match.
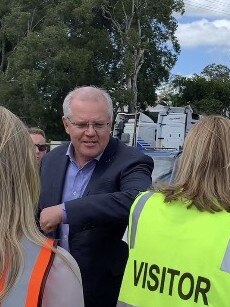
[0,237,55,307]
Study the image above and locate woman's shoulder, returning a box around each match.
[55,246,83,284]
[42,247,84,307]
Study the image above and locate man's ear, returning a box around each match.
[62,116,70,135]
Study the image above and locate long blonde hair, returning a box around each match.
[160,115,230,212]
[0,107,48,300]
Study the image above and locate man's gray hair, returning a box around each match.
[63,86,114,120]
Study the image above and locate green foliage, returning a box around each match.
[201,63,230,81]
[170,64,230,117]
[99,0,184,112]
[0,0,184,139]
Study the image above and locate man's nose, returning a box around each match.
[34,145,40,153]
[85,124,97,134]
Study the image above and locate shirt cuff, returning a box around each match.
[61,203,68,224]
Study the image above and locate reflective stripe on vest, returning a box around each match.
[220,239,230,273]
[130,192,153,249]
[117,192,153,307]
[117,301,139,307]
[1,237,55,307]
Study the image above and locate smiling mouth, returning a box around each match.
[83,141,97,144]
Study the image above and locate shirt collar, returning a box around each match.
[66,143,103,163]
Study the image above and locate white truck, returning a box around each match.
[113,105,199,150]
[113,112,157,148]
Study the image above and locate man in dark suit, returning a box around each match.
[39,86,154,307]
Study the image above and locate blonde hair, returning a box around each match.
[0,107,48,300]
[160,115,230,212]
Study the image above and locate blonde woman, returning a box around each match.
[118,115,230,307]
[0,107,84,307]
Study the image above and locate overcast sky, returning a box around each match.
[172,0,230,76]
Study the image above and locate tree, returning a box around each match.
[169,64,230,116]
[0,0,112,139]
[0,0,185,139]
[201,63,230,81]
[99,0,184,112]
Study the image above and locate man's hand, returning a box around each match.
[40,205,62,233]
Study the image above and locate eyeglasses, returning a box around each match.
[34,144,47,152]
[67,117,110,132]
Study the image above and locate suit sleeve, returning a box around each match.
[65,154,154,233]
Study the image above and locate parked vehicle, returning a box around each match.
[144,148,181,183]
[113,105,199,150]
[113,112,157,148]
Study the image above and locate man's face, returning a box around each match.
[30,133,47,163]
[62,97,112,166]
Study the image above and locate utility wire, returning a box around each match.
[186,1,230,13]
[185,0,230,17]
[194,0,230,8]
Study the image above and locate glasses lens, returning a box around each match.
[67,117,110,131]
[93,123,107,130]
[35,144,47,152]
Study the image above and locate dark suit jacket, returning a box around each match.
[39,137,154,307]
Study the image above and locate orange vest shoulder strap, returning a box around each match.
[0,238,55,307]
[25,238,55,307]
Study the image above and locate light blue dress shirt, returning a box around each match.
[59,143,98,250]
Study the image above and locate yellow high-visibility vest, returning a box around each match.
[118,192,230,307]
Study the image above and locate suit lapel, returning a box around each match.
[83,137,118,196]
[51,145,69,203]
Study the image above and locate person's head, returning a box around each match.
[0,107,44,299]
[62,86,113,166]
[161,115,230,212]
[28,127,47,163]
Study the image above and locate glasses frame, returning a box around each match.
[67,117,111,132]
[34,144,47,152]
